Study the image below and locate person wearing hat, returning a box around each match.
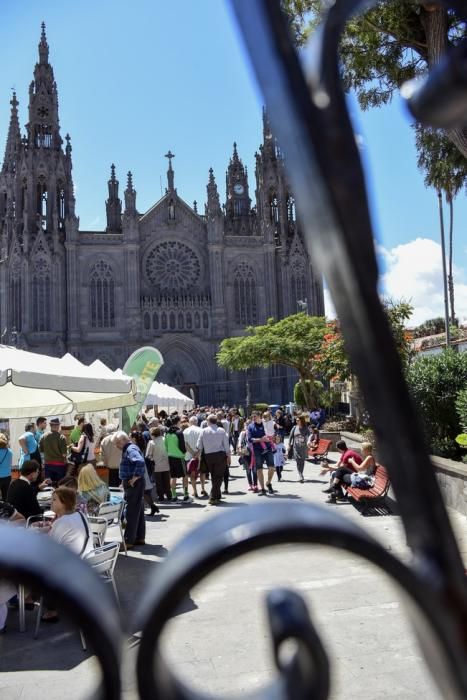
[39,418,68,485]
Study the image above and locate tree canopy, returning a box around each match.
[407,349,467,457]
[314,300,414,381]
[216,313,328,408]
[282,0,467,158]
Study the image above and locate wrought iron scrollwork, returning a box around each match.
[226,0,467,697]
[0,525,121,700]
[135,501,466,699]
[1,2,467,698]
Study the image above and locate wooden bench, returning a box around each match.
[345,464,390,514]
[307,438,332,461]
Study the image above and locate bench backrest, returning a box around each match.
[372,464,390,495]
[310,438,332,453]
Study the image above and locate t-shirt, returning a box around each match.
[0,448,13,478]
[263,419,275,437]
[70,426,82,444]
[183,425,202,461]
[50,512,93,556]
[35,429,45,445]
[341,449,363,471]
[248,422,271,452]
[19,432,38,466]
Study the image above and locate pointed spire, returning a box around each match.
[165,150,175,191]
[193,200,198,214]
[124,171,137,215]
[207,167,221,215]
[2,91,21,174]
[65,132,72,157]
[232,141,239,163]
[39,22,49,64]
[106,164,122,232]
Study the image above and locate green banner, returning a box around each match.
[122,346,164,433]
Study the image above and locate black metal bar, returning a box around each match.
[0,525,122,700]
[136,502,465,699]
[227,0,467,694]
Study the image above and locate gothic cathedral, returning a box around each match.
[0,26,324,405]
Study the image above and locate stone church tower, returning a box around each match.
[0,26,324,406]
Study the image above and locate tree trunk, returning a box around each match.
[421,6,467,159]
[437,190,451,347]
[299,376,312,410]
[349,374,365,430]
[448,195,455,324]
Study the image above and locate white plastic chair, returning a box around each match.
[87,516,108,548]
[97,501,127,555]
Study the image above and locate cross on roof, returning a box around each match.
[165,150,175,167]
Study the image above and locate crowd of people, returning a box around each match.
[0,403,372,631]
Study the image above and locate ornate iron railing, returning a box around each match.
[1,1,467,698]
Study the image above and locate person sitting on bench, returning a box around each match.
[323,442,375,503]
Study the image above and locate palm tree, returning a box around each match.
[416,127,467,328]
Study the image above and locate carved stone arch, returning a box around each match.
[89,260,115,329]
[30,231,52,332]
[8,240,22,332]
[156,338,212,388]
[232,260,257,327]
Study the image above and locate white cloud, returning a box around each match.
[380,237,467,326]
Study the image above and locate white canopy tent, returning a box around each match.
[144,380,194,413]
[89,359,194,414]
[0,345,137,419]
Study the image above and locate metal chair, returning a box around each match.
[84,542,120,604]
[18,514,55,632]
[34,542,121,647]
[87,516,108,548]
[97,501,127,555]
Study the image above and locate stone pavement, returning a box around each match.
[1,452,466,699]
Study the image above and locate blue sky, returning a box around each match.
[1,0,466,326]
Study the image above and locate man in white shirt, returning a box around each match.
[197,415,230,505]
[183,417,204,498]
[100,430,122,487]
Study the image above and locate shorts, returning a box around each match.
[253,450,275,469]
[168,456,186,479]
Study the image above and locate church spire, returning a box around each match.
[38,22,49,65]
[27,23,61,150]
[206,167,221,216]
[2,91,21,174]
[165,150,175,191]
[124,170,137,215]
[105,163,122,232]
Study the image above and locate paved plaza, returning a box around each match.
[1,453,466,699]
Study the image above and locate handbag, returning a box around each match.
[187,457,199,475]
[69,439,89,467]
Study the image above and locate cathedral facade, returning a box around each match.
[0,26,324,406]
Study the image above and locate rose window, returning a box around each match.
[145,241,200,290]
